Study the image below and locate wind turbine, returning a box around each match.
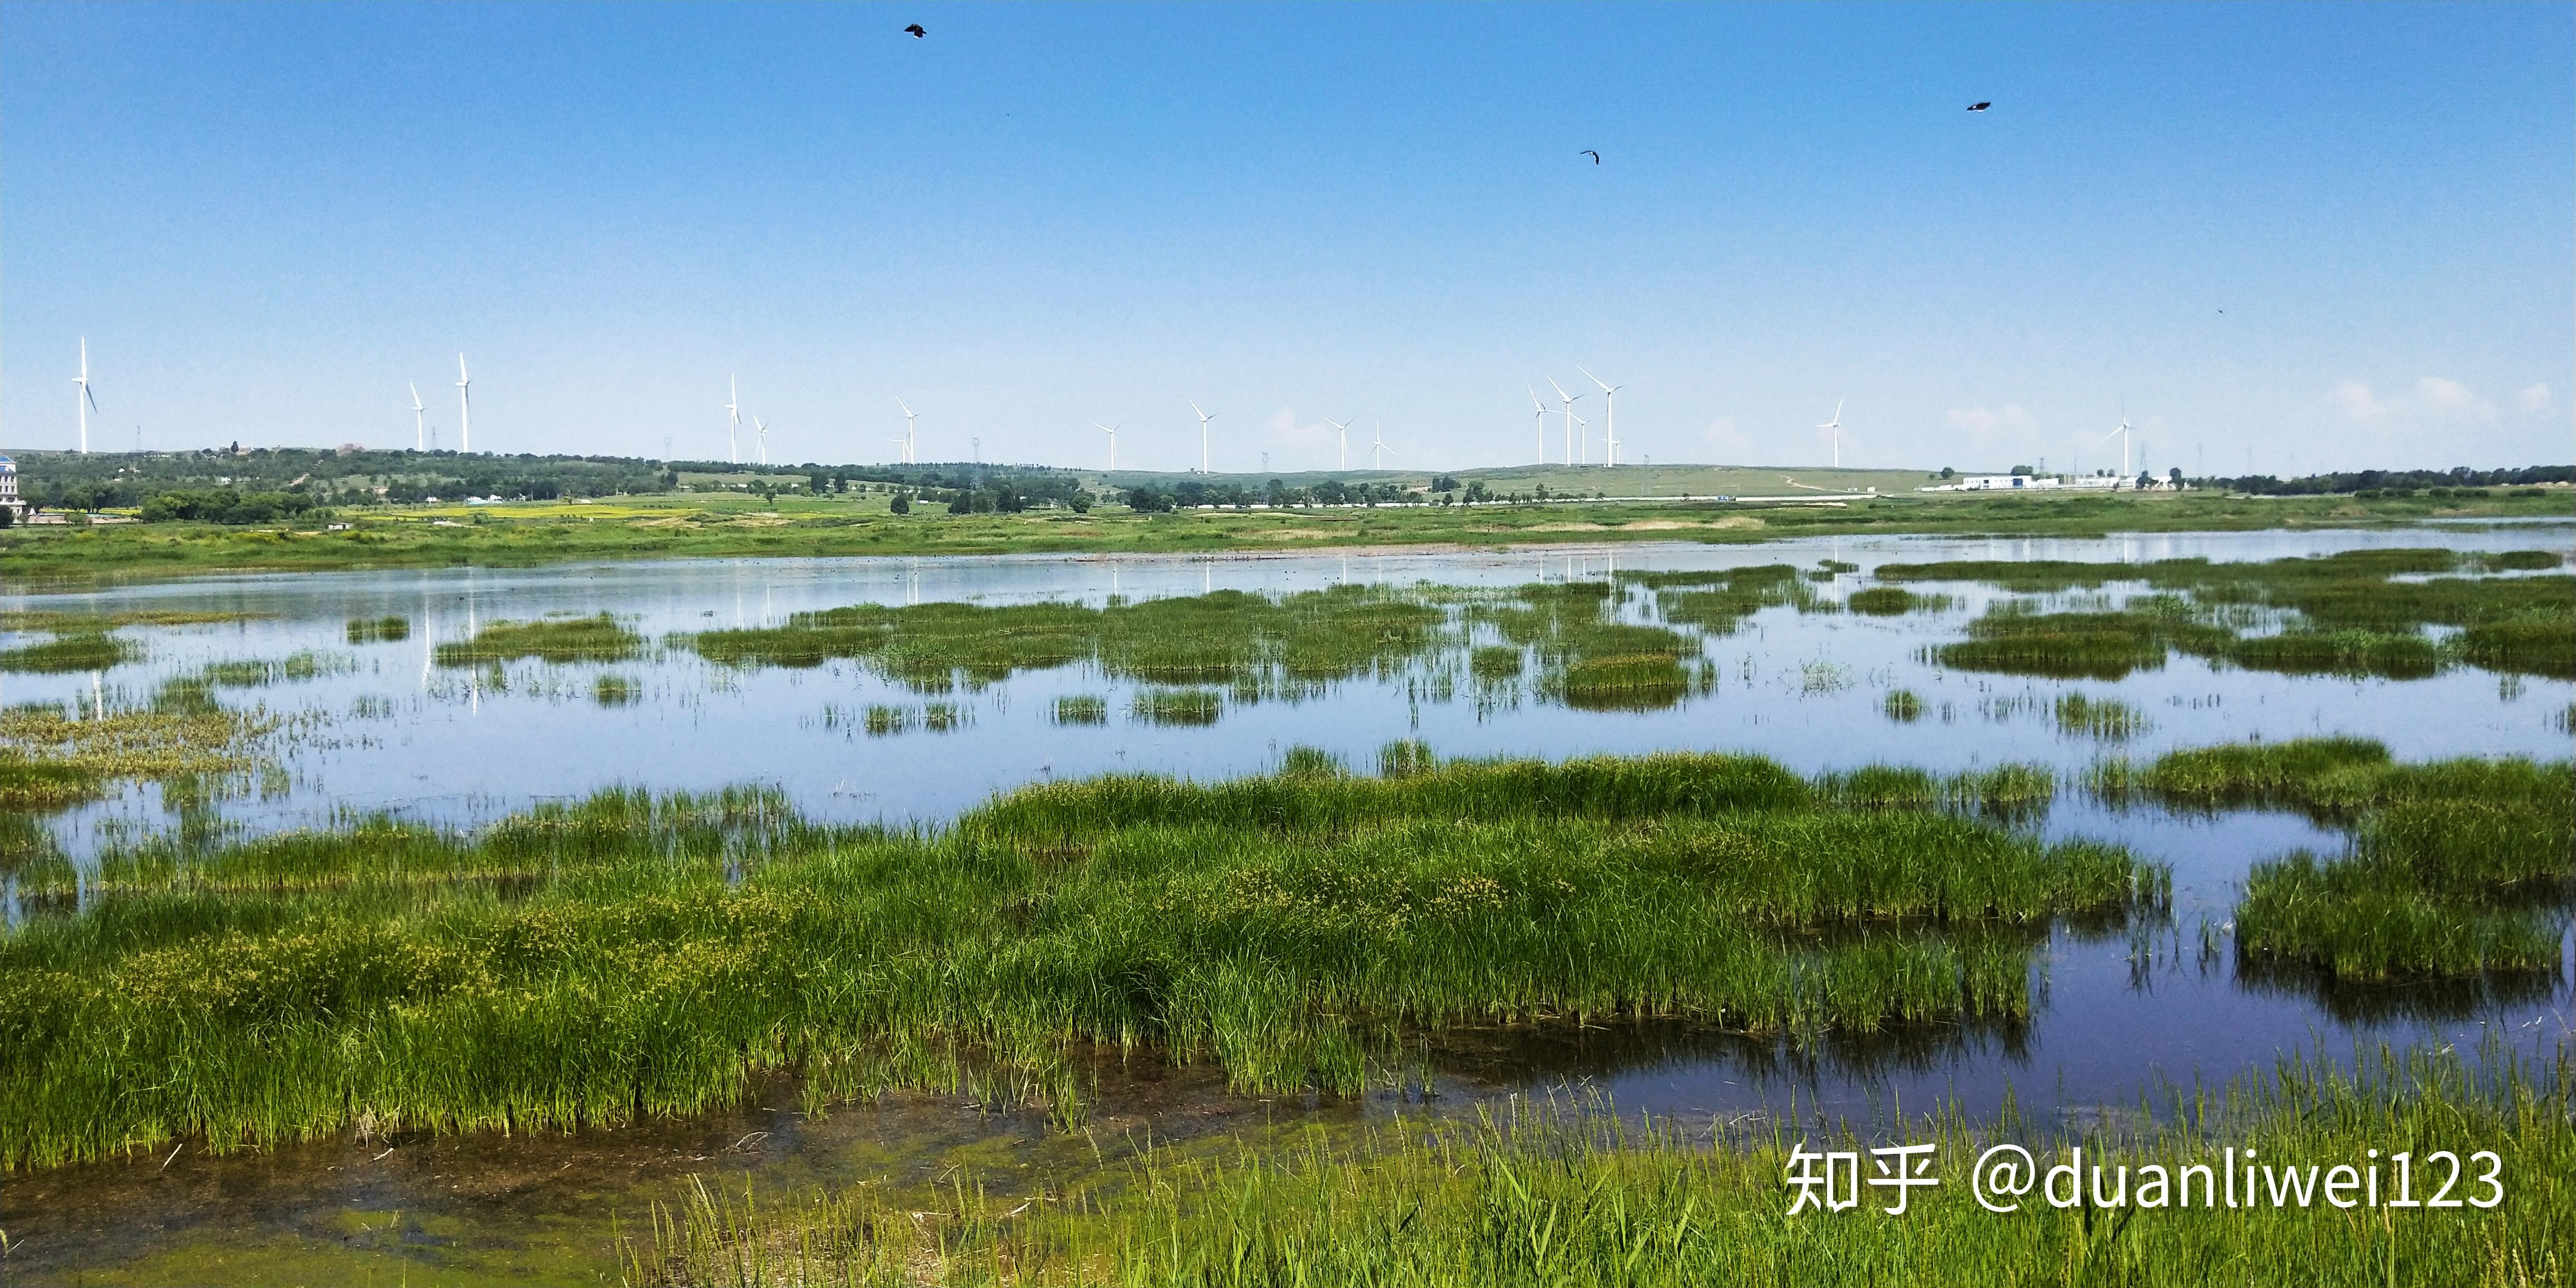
[409,383,427,451]
[1527,386,1549,466]
[1370,424,1391,471]
[1190,401,1218,474]
[1092,420,1122,471]
[727,376,742,464]
[1568,412,1589,470]
[755,417,770,466]
[73,338,97,454]
[1547,378,1584,466]
[2102,406,2135,480]
[1579,367,1631,467]
[1817,400,1843,469]
[454,354,472,454]
[895,397,918,465]
[1323,416,1353,471]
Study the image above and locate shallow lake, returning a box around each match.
[2,524,2568,1283]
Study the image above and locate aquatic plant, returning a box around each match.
[345,614,411,643]
[1051,695,1108,726]
[595,675,639,707]
[1133,688,1223,726]
[1928,607,2229,681]
[433,613,643,665]
[2053,692,2147,740]
[0,633,136,674]
[0,752,2163,1172]
[626,1048,2574,1288]
[1881,689,1924,722]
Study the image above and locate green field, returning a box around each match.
[4,477,2568,588]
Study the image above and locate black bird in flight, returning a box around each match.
[1966,101,1991,111]
[904,23,926,37]
[1580,150,1601,164]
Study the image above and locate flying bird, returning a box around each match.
[1580,150,1601,164]
[904,23,926,37]
[1967,101,1991,111]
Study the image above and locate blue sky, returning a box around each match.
[4,2,2568,475]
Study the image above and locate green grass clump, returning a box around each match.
[1846,585,1939,615]
[594,674,639,707]
[1882,689,1924,722]
[1929,607,2227,681]
[1469,645,1524,681]
[344,615,411,643]
[2454,618,2575,679]
[2054,692,2147,740]
[862,704,912,736]
[1134,688,1223,726]
[626,1050,2574,1288]
[2223,629,2441,679]
[195,650,356,688]
[0,703,275,814]
[2087,737,2570,818]
[1051,694,1109,725]
[0,632,137,674]
[433,613,642,665]
[0,753,2164,1172]
[2236,798,2573,981]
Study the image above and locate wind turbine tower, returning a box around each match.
[1370,424,1390,471]
[1546,378,1584,466]
[1092,420,1121,471]
[1818,400,1843,469]
[2103,408,2135,480]
[1579,368,1630,467]
[755,417,769,466]
[1190,401,1218,474]
[454,354,472,454]
[727,376,742,464]
[1324,416,1352,471]
[410,383,427,451]
[73,339,97,454]
[896,398,919,465]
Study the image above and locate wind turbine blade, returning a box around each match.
[1579,366,1612,394]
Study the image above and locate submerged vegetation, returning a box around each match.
[0,701,277,812]
[627,1049,2573,1288]
[0,750,2167,1173]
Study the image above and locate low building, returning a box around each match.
[0,454,24,520]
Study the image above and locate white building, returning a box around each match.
[0,454,24,519]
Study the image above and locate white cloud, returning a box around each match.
[2332,381,2385,421]
[1266,407,1335,453]
[1702,415,1754,456]
[2414,376,2496,420]
[2518,382,2553,412]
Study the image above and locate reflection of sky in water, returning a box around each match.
[3,525,2570,1117]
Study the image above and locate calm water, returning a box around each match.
[2,527,2569,1282]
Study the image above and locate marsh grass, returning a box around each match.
[195,650,358,688]
[0,752,2163,1172]
[1887,550,2571,680]
[1133,688,1223,726]
[0,703,276,813]
[1051,695,1109,726]
[595,675,640,707]
[2086,739,2573,980]
[0,633,138,674]
[624,1048,2573,1288]
[1882,689,1924,722]
[0,608,273,633]
[2053,693,2147,740]
[345,614,411,643]
[1846,585,1950,615]
[434,613,643,665]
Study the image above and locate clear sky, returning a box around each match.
[4,2,2568,475]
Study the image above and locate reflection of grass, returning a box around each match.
[0,633,137,674]
[0,752,2164,1171]
[629,1049,2574,1288]
[433,614,642,665]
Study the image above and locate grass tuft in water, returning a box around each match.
[1881,689,1924,722]
[434,613,642,665]
[345,615,411,644]
[0,633,138,674]
[2053,692,2147,740]
[1050,695,1108,726]
[1133,688,1223,726]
